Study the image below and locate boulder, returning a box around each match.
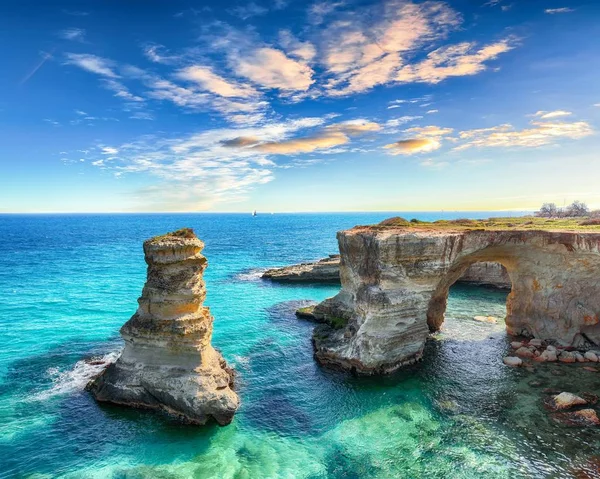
[529,338,544,347]
[559,351,577,363]
[511,341,524,349]
[515,347,536,358]
[585,351,599,362]
[503,356,523,367]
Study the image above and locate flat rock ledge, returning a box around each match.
[87,228,239,426]
[262,255,341,282]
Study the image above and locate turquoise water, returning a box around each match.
[1,213,599,478]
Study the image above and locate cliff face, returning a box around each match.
[263,256,510,289]
[88,229,239,425]
[313,227,600,375]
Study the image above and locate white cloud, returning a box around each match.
[234,47,315,92]
[532,110,572,119]
[86,117,342,210]
[426,109,439,114]
[321,1,461,95]
[545,7,574,14]
[176,65,258,98]
[420,158,449,169]
[229,2,268,20]
[143,44,180,64]
[396,38,515,84]
[59,28,85,42]
[65,53,119,78]
[103,79,145,102]
[279,30,317,62]
[456,117,593,150]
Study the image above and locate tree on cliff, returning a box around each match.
[535,201,589,218]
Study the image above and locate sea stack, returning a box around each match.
[88,228,239,425]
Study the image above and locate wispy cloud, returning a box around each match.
[228,2,268,20]
[58,28,85,42]
[532,110,572,119]
[456,117,593,150]
[65,53,119,78]
[142,44,181,64]
[545,7,575,14]
[396,38,515,84]
[177,65,258,98]
[86,117,342,210]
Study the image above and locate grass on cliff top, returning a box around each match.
[148,228,196,242]
[372,216,600,231]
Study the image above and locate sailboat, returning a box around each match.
[252,210,257,217]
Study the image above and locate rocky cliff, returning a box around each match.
[88,229,239,425]
[312,225,600,375]
[263,256,510,289]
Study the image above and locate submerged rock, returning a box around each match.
[552,409,600,427]
[549,392,588,411]
[88,228,239,425]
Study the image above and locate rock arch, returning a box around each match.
[312,227,600,375]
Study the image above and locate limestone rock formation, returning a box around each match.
[312,225,600,374]
[88,228,239,425]
[262,255,341,282]
[263,255,510,288]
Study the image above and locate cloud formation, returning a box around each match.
[234,47,314,92]
[532,110,572,119]
[59,28,85,42]
[65,53,118,78]
[177,65,258,98]
[456,118,593,150]
[384,124,453,154]
[545,7,574,14]
[396,39,514,84]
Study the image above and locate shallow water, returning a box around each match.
[0,213,598,478]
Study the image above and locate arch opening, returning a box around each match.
[426,258,514,333]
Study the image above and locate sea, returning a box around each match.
[0,212,599,478]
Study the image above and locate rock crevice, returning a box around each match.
[88,229,239,425]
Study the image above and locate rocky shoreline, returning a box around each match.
[263,256,511,289]
[88,229,239,426]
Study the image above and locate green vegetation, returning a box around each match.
[327,316,348,330]
[373,216,600,231]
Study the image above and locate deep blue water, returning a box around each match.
[0,212,599,478]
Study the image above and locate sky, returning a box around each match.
[1,0,600,213]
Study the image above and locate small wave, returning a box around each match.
[32,351,120,401]
[231,354,250,368]
[235,268,268,282]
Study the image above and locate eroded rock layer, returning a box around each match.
[312,227,600,375]
[263,256,510,289]
[88,229,239,425]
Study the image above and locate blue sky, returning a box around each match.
[1,0,599,212]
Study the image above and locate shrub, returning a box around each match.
[580,218,600,226]
[378,216,410,227]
